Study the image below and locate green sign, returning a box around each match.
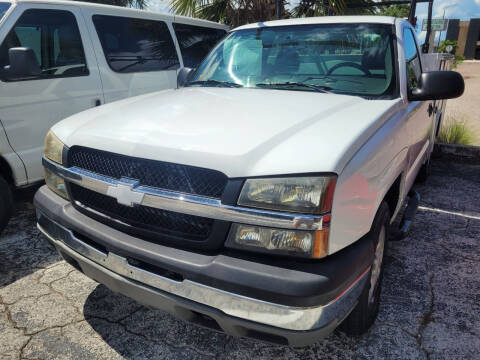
[422,19,448,31]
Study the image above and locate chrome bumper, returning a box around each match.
[42,157,328,231]
[38,215,369,332]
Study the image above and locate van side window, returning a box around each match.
[173,23,226,68]
[0,9,88,80]
[403,28,422,89]
[92,15,180,73]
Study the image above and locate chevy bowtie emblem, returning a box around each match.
[106,178,144,207]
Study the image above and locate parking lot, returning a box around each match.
[1,158,479,360]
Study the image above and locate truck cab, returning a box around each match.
[34,16,463,345]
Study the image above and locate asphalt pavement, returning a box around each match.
[1,159,479,359]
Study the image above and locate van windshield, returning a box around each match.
[0,2,10,21]
[187,23,396,98]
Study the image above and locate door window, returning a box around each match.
[0,9,88,80]
[173,23,226,68]
[404,28,422,89]
[92,15,180,73]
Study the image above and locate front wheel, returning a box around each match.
[340,201,390,336]
[0,175,13,234]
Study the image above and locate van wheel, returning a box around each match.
[339,201,390,336]
[0,175,13,234]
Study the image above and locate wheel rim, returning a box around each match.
[368,225,386,305]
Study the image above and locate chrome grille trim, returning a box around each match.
[43,157,327,230]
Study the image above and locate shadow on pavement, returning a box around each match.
[0,184,61,288]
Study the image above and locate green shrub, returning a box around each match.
[454,55,465,68]
[438,40,457,54]
[437,117,474,145]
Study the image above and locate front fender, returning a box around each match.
[328,110,409,255]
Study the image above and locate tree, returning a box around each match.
[291,0,376,18]
[376,4,409,18]
[78,0,147,9]
[169,0,287,27]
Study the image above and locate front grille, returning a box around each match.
[70,183,214,240]
[68,146,228,198]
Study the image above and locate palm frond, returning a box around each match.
[197,0,229,23]
[78,0,148,9]
[169,0,204,17]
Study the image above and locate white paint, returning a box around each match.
[418,206,480,220]
[233,16,396,32]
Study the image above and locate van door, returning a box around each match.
[0,4,103,183]
[85,13,179,103]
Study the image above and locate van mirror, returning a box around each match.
[177,67,194,87]
[1,47,41,81]
[409,71,464,101]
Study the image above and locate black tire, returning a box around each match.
[415,157,431,184]
[339,201,390,336]
[0,175,13,235]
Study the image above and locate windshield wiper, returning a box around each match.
[255,82,333,93]
[110,56,164,72]
[302,76,363,85]
[186,80,243,88]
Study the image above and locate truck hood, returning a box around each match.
[53,87,399,177]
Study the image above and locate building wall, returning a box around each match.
[464,18,480,59]
[457,21,470,57]
[446,19,460,42]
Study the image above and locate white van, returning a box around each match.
[0,0,228,231]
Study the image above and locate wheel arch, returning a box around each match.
[0,155,14,185]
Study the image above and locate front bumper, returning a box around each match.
[35,186,372,346]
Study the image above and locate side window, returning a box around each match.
[173,23,226,68]
[92,15,180,73]
[0,9,88,79]
[403,28,422,89]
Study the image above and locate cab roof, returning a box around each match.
[233,16,398,31]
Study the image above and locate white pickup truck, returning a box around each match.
[34,16,464,346]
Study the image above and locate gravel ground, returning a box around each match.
[1,159,479,360]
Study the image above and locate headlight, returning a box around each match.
[43,130,68,199]
[238,176,336,214]
[226,221,330,259]
[44,167,69,200]
[44,130,64,164]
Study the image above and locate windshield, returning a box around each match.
[188,23,396,98]
[0,2,10,21]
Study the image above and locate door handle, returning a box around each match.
[94,99,101,107]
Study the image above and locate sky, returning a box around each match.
[414,0,480,42]
[147,0,480,41]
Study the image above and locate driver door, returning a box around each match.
[0,3,103,183]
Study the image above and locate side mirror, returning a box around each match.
[409,71,464,101]
[177,67,194,87]
[1,47,41,80]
